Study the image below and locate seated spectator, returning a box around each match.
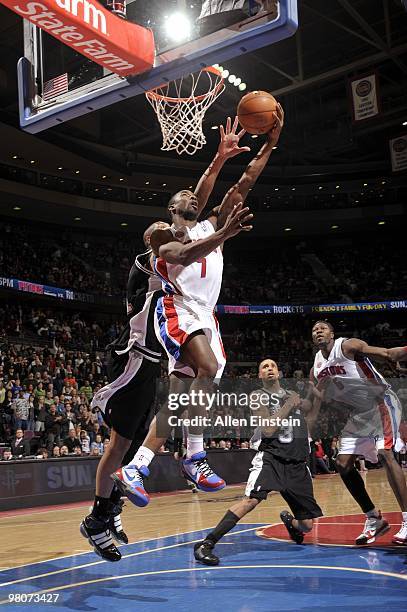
[63,428,81,453]
[314,439,331,474]
[80,429,90,454]
[10,428,30,458]
[90,447,101,456]
[2,449,13,461]
[90,433,103,455]
[60,445,69,456]
[73,445,82,456]
[36,447,49,459]
[52,446,61,458]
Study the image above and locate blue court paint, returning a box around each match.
[1,523,406,611]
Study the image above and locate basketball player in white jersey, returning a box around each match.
[114,109,284,504]
[311,320,407,545]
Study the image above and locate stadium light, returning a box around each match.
[164,13,192,43]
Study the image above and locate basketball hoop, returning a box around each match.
[145,66,225,156]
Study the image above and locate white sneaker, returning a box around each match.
[355,512,390,545]
[392,519,407,544]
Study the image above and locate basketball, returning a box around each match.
[237,90,278,134]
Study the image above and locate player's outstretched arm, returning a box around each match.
[150,203,253,266]
[342,338,407,363]
[211,103,284,229]
[194,116,250,215]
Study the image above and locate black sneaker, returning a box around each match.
[194,540,219,566]
[280,510,304,544]
[80,515,122,562]
[109,500,129,545]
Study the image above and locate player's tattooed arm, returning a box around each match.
[211,104,284,230]
[342,338,407,363]
[194,116,249,216]
[152,203,253,266]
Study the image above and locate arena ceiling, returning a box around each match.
[0,1,406,180]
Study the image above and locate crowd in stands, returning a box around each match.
[1,299,406,466]
[1,218,407,304]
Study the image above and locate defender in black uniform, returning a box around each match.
[80,221,169,562]
[194,358,323,566]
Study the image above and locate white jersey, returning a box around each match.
[313,337,389,412]
[154,220,223,311]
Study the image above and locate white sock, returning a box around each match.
[366,508,379,519]
[130,446,155,469]
[402,511,407,522]
[187,434,204,458]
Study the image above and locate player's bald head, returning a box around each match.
[143,221,170,246]
[258,358,279,379]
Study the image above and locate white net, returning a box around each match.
[145,67,225,156]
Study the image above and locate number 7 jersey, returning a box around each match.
[153,220,223,311]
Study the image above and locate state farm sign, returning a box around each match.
[1,0,155,76]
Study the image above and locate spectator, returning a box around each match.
[80,429,90,454]
[314,439,331,474]
[44,404,66,452]
[34,397,47,432]
[60,445,69,456]
[12,389,30,431]
[10,428,30,457]
[80,380,93,402]
[90,433,104,455]
[52,446,61,458]
[63,429,81,453]
[2,449,13,461]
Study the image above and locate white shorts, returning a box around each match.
[338,389,402,462]
[154,295,226,378]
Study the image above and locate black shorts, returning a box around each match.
[99,349,160,441]
[246,451,323,520]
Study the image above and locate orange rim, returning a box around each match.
[146,66,224,103]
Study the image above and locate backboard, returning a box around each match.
[17,0,298,133]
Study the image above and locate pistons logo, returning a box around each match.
[356,80,372,97]
[318,365,347,379]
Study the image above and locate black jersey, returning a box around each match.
[250,387,309,462]
[107,250,163,357]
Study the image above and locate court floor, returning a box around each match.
[1,470,406,610]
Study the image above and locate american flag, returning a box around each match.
[42,73,69,101]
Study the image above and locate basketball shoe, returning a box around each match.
[392,519,407,544]
[80,515,121,562]
[194,540,219,566]
[280,510,304,544]
[111,465,150,507]
[355,511,390,545]
[182,451,226,492]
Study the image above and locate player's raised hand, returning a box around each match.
[218,116,251,159]
[222,202,254,239]
[267,102,284,147]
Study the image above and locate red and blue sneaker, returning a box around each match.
[111,465,150,507]
[182,451,226,492]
